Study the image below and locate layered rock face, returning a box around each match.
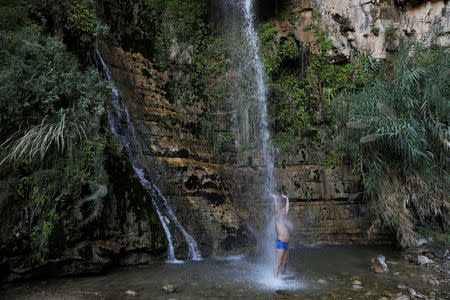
[273,0,449,60]
[97,41,390,250]
[96,0,450,254]
[98,43,256,256]
[226,147,390,246]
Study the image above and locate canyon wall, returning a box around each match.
[287,0,449,61]
[95,0,449,255]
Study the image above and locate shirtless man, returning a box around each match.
[271,193,290,278]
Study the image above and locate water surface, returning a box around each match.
[1,246,447,299]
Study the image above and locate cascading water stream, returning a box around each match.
[237,0,277,198]
[227,0,285,281]
[94,50,201,262]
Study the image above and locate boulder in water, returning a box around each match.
[371,255,388,273]
[162,284,175,294]
[124,290,137,296]
[417,255,433,265]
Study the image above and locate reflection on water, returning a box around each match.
[1,246,447,299]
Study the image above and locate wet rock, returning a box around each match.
[407,288,416,297]
[371,255,389,273]
[417,255,433,265]
[124,290,138,296]
[407,288,426,299]
[416,238,428,247]
[432,248,448,258]
[162,284,175,294]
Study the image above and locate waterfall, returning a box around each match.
[238,0,276,195]
[94,50,201,262]
[225,0,279,276]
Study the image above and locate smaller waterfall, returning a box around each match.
[133,167,179,262]
[94,50,201,262]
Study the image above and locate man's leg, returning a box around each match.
[281,249,289,274]
[274,249,283,278]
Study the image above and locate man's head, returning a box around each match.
[277,197,287,215]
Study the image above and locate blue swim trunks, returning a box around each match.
[276,239,289,251]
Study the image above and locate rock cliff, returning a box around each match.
[273,0,449,61]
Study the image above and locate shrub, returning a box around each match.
[0,25,109,164]
[0,23,110,261]
[334,42,450,247]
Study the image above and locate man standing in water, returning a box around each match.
[271,193,290,278]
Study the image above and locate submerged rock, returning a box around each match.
[275,289,296,299]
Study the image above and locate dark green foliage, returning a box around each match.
[371,26,380,36]
[0,19,110,261]
[333,42,450,247]
[0,25,109,162]
[333,15,353,35]
[29,0,99,58]
[417,221,449,246]
[0,0,31,30]
[260,20,378,149]
[385,24,398,43]
[260,23,301,76]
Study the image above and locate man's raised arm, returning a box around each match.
[270,193,278,212]
[281,194,289,214]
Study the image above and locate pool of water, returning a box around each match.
[1,246,447,299]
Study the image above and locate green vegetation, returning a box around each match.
[417,221,450,246]
[0,2,110,261]
[385,23,398,49]
[371,26,380,36]
[333,42,449,247]
[260,18,378,150]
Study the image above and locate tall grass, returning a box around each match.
[1,112,88,165]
